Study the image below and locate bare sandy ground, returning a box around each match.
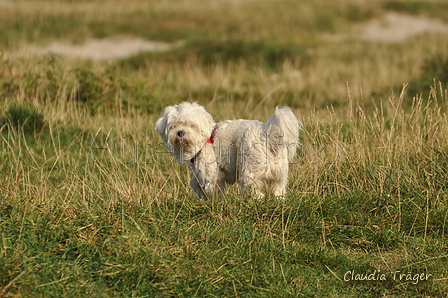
[325,12,448,43]
[20,37,178,61]
[359,12,448,42]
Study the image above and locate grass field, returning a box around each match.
[1,0,448,297]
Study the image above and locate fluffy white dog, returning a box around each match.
[155,102,302,199]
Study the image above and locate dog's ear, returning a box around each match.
[199,110,215,138]
[155,106,177,144]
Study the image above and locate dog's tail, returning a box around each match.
[265,107,303,161]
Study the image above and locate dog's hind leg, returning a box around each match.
[268,177,288,199]
[239,175,264,199]
[268,164,289,199]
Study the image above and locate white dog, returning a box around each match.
[155,102,302,199]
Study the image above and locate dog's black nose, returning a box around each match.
[177,130,185,138]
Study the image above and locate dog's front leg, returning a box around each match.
[189,144,219,198]
[189,176,206,197]
[189,166,218,198]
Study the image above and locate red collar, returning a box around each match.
[190,128,216,164]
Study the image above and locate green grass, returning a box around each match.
[1,0,448,297]
[119,39,309,71]
[383,0,448,20]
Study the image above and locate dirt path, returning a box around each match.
[360,12,448,42]
[21,37,178,61]
[0,0,13,5]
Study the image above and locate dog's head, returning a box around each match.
[155,102,215,163]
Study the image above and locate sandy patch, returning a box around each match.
[325,12,448,42]
[0,0,13,6]
[360,12,448,42]
[20,37,180,60]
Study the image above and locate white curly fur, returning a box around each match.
[155,102,303,199]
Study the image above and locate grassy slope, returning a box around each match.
[1,0,448,297]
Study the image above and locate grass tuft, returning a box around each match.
[407,54,448,100]
[1,103,46,134]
